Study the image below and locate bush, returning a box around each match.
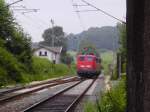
[32,56,52,74]
[25,56,75,82]
[0,47,24,85]
[0,55,76,86]
[0,67,9,87]
[100,78,126,112]
[54,64,69,75]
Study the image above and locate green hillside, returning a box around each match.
[67,26,119,51]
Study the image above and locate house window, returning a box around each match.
[39,51,42,56]
[45,51,47,56]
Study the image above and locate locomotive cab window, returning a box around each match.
[79,56,85,61]
[87,56,93,61]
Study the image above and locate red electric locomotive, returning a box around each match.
[77,54,101,78]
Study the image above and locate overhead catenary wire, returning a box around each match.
[13,12,47,30]
[75,10,100,12]
[9,2,39,14]
[71,0,86,30]
[72,4,89,7]
[11,5,26,8]
[13,8,39,14]
[7,0,23,7]
[13,8,39,11]
[80,0,126,24]
[22,10,38,14]
[9,1,46,26]
[11,1,50,42]
[21,0,49,26]
[11,1,49,28]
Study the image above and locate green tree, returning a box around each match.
[0,47,24,83]
[0,0,32,70]
[7,28,32,71]
[0,0,32,85]
[0,0,14,42]
[41,26,68,63]
[41,26,67,54]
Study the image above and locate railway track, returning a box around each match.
[0,76,79,105]
[22,78,97,112]
[0,76,77,95]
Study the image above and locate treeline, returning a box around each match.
[67,26,119,51]
[0,0,32,86]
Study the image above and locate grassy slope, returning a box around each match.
[21,56,76,83]
[0,56,76,87]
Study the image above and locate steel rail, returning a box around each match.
[65,78,97,112]
[22,80,84,112]
[0,76,79,105]
[0,76,77,95]
[22,77,97,112]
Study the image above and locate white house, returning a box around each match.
[33,44,62,64]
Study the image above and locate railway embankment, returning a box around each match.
[84,75,126,112]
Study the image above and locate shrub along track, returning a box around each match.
[22,77,97,112]
[0,76,79,105]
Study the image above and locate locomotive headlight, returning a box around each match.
[86,65,92,68]
[80,65,85,67]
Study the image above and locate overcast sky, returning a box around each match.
[7,0,126,42]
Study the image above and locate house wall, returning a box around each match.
[33,48,60,63]
[56,54,60,64]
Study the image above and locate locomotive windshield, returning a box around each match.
[79,56,85,61]
[87,56,93,61]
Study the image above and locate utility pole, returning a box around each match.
[51,19,54,47]
[50,19,56,64]
[117,53,121,78]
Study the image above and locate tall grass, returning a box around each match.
[84,77,126,112]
